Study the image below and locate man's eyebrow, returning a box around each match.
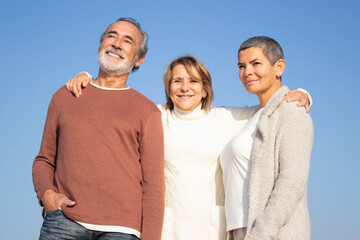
[106,31,136,43]
[107,31,118,35]
[124,35,135,43]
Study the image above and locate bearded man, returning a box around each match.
[32,17,165,240]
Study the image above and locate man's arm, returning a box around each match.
[32,94,75,212]
[40,189,75,212]
[139,111,165,240]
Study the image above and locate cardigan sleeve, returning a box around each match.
[246,107,314,240]
[32,94,59,204]
[139,110,165,240]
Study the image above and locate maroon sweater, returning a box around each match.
[33,84,165,240]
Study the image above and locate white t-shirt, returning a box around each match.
[220,108,264,231]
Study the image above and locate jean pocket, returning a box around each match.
[44,208,61,217]
[119,233,140,240]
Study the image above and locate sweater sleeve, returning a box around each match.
[226,105,260,121]
[139,110,165,240]
[246,107,314,240]
[222,105,260,122]
[297,88,313,107]
[32,95,59,204]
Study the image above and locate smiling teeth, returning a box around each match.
[108,52,120,58]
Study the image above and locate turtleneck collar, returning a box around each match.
[172,104,205,121]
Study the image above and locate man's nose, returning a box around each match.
[112,38,122,49]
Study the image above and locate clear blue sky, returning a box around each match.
[1,0,359,239]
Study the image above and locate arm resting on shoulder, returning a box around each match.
[65,71,93,97]
[284,88,313,113]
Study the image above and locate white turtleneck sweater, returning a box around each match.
[158,104,259,240]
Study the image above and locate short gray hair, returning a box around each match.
[100,17,148,72]
[238,36,284,65]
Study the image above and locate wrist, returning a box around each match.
[297,88,313,106]
[41,189,56,205]
[80,71,93,80]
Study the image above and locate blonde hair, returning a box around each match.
[163,56,214,111]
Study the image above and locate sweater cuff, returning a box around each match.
[296,88,313,107]
[80,71,93,80]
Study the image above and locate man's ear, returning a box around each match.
[135,55,145,67]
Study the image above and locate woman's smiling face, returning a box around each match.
[169,64,206,111]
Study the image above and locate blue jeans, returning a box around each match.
[39,209,140,240]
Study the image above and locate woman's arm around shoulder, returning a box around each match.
[212,105,260,122]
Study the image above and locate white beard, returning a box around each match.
[98,47,135,76]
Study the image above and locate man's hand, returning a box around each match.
[284,90,311,113]
[41,189,75,213]
[65,72,92,97]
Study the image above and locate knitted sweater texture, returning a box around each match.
[245,86,314,240]
[158,105,258,240]
[32,84,165,240]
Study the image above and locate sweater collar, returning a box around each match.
[256,86,289,143]
[262,85,290,117]
[90,81,131,91]
[172,105,205,120]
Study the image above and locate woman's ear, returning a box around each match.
[202,89,207,98]
[276,59,286,78]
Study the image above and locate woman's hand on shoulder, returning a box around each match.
[65,72,92,97]
[284,90,311,113]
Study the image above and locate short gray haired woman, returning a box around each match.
[220,36,313,240]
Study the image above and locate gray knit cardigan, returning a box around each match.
[245,86,314,240]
